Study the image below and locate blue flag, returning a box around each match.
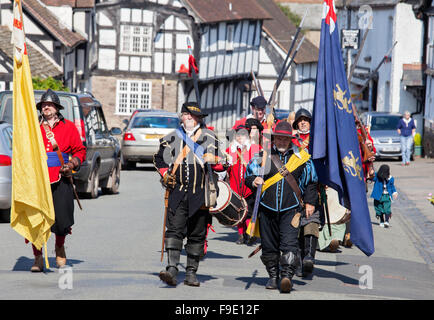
[309,0,374,256]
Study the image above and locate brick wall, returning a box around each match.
[91,75,179,130]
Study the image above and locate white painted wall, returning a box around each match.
[340,4,423,120]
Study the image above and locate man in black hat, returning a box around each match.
[29,89,86,272]
[153,101,224,287]
[232,96,268,130]
[245,121,318,293]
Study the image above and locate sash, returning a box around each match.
[262,149,311,193]
[175,127,205,166]
[47,152,69,168]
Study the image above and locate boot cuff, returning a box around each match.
[165,238,183,250]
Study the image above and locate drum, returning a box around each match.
[326,188,351,224]
[209,181,248,227]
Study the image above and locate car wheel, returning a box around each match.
[102,160,120,194]
[87,166,100,199]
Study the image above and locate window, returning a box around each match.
[116,80,152,115]
[120,25,152,55]
[226,24,234,51]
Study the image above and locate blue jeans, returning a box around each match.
[400,135,413,164]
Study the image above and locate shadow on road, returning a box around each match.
[236,269,307,290]
[314,259,349,267]
[149,271,219,288]
[210,230,239,243]
[12,256,84,272]
[200,250,243,260]
[313,266,359,286]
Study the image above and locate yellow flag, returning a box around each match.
[10,0,55,254]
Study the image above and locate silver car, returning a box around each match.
[0,121,12,222]
[121,109,179,169]
[360,112,409,159]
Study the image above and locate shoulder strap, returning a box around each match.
[270,154,304,206]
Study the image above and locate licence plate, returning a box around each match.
[382,147,400,152]
[145,134,164,139]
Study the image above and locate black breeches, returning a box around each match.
[259,207,300,255]
[165,194,209,245]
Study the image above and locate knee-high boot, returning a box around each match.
[260,253,280,290]
[159,238,183,286]
[280,251,297,293]
[184,242,203,287]
[302,235,318,276]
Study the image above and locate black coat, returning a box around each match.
[245,146,318,213]
[153,124,221,217]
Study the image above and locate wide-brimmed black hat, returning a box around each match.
[245,118,264,133]
[181,101,208,117]
[292,108,311,130]
[272,121,295,138]
[36,89,64,111]
[250,96,267,110]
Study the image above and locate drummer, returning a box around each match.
[153,101,224,287]
[225,119,263,245]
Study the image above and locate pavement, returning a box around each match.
[374,158,434,272]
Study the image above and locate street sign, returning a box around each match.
[342,29,360,49]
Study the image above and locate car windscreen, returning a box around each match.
[370,116,401,131]
[131,116,179,129]
[0,92,74,124]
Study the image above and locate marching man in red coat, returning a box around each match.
[29,89,86,272]
[226,119,263,245]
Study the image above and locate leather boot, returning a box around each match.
[159,238,182,286]
[31,255,44,272]
[260,254,280,290]
[184,242,203,287]
[279,251,297,293]
[55,245,67,268]
[302,235,318,276]
[295,249,303,278]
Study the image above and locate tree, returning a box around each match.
[32,77,69,92]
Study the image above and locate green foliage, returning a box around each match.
[278,4,302,27]
[414,133,422,146]
[32,77,69,92]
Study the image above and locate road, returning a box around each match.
[0,160,433,302]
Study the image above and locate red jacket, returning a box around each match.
[40,118,86,183]
[226,143,262,198]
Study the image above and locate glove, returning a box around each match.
[162,172,176,189]
[60,162,74,177]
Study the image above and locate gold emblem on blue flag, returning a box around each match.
[342,151,362,181]
[334,84,353,114]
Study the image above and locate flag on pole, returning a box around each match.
[10,0,55,265]
[309,0,374,256]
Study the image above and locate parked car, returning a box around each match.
[0,90,122,199]
[360,111,411,159]
[0,121,12,222]
[121,109,179,169]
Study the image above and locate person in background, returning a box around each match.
[397,111,416,166]
[371,164,398,228]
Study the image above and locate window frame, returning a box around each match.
[119,24,153,56]
[116,80,152,115]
